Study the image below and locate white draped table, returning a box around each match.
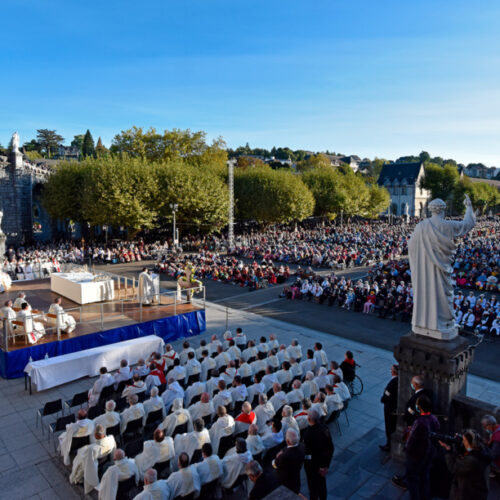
[51,272,115,304]
[24,335,164,392]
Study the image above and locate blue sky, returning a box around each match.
[2,0,500,165]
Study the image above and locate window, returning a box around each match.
[401,185,407,195]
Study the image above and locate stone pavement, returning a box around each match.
[0,300,499,499]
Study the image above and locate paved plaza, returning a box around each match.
[0,299,499,499]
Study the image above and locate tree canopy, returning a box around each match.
[36,129,64,158]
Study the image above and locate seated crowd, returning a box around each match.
[55,330,353,499]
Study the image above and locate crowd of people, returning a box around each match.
[57,330,354,500]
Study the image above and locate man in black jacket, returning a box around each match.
[303,408,334,500]
[273,428,305,494]
[245,460,280,500]
[404,375,433,426]
[380,364,399,452]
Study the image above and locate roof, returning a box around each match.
[469,177,500,188]
[377,162,423,186]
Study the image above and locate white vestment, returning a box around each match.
[254,403,275,434]
[159,409,193,437]
[144,396,166,418]
[48,303,76,332]
[17,309,45,343]
[138,271,156,305]
[247,382,266,404]
[185,381,206,406]
[246,434,265,456]
[98,458,139,500]
[174,429,210,460]
[189,401,214,422]
[121,403,146,432]
[70,435,116,494]
[89,373,115,407]
[194,455,223,485]
[269,391,287,412]
[286,388,304,405]
[325,394,344,417]
[94,410,121,431]
[161,383,185,413]
[166,467,201,498]
[262,430,284,449]
[213,390,232,411]
[122,381,147,399]
[201,357,217,381]
[134,438,175,478]
[281,416,300,436]
[59,419,95,465]
[114,366,132,385]
[133,480,171,500]
[209,414,235,455]
[220,450,253,488]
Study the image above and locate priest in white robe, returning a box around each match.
[166,452,201,499]
[114,360,132,387]
[120,394,146,433]
[143,387,166,419]
[184,380,206,407]
[269,383,287,413]
[286,380,305,405]
[212,380,232,410]
[89,367,115,407]
[280,406,300,436]
[194,443,224,486]
[158,398,193,437]
[48,297,76,333]
[409,196,475,340]
[135,429,175,478]
[188,392,214,422]
[122,374,147,399]
[138,268,156,305]
[132,469,171,500]
[262,420,284,449]
[94,400,121,431]
[220,438,253,488]
[209,406,235,455]
[69,425,116,494]
[17,303,45,343]
[98,449,139,500]
[200,351,217,381]
[254,394,276,435]
[59,409,95,465]
[246,424,265,457]
[0,300,16,339]
[173,418,210,462]
[161,379,184,413]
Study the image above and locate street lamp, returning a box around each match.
[102,225,108,245]
[169,203,178,246]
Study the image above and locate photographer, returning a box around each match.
[439,429,492,500]
[481,415,500,476]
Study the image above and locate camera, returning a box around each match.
[430,432,462,445]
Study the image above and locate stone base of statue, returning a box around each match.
[8,151,23,170]
[390,331,475,461]
[412,323,458,341]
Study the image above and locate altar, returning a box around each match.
[50,272,115,304]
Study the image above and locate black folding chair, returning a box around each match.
[48,414,75,449]
[88,403,105,420]
[187,373,200,385]
[106,423,121,446]
[342,399,350,426]
[153,459,170,479]
[190,448,203,464]
[64,391,88,413]
[144,409,163,438]
[202,414,212,428]
[98,384,115,403]
[290,401,301,412]
[116,475,136,500]
[70,435,90,454]
[37,399,63,434]
[172,422,188,438]
[200,478,219,500]
[125,438,144,458]
[115,396,128,412]
[232,400,244,417]
[173,493,194,500]
[122,418,143,443]
[241,376,252,387]
[137,391,147,403]
[158,383,167,395]
[190,394,202,405]
[217,434,234,458]
[327,409,342,435]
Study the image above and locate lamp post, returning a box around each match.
[170,203,178,246]
[102,225,108,246]
[228,161,235,250]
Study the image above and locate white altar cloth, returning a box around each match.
[24,335,164,391]
[51,272,115,305]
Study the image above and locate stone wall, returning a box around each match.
[450,393,500,434]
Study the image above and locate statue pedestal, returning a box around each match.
[8,151,23,169]
[391,332,474,461]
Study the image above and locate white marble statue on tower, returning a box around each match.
[11,132,20,153]
[408,195,475,340]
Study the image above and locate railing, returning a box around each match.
[0,283,205,352]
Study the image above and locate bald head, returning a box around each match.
[201,392,210,403]
[412,375,424,390]
[242,402,252,414]
[114,449,125,461]
[144,468,157,485]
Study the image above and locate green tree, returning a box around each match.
[36,129,64,158]
[71,134,84,153]
[236,156,266,169]
[234,167,314,224]
[95,137,109,157]
[22,139,42,153]
[419,151,431,163]
[365,183,391,218]
[302,168,345,218]
[468,182,500,214]
[82,130,95,157]
[110,127,227,169]
[296,153,332,172]
[153,161,229,234]
[420,163,459,201]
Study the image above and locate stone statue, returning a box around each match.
[408,195,475,340]
[11,132,20,153]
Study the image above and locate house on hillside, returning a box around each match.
[377,162,431,217]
